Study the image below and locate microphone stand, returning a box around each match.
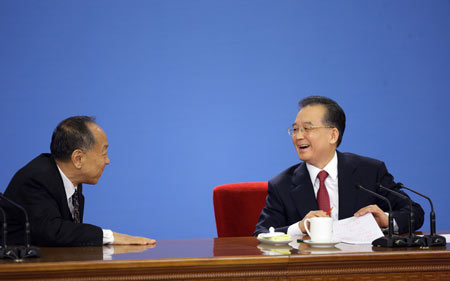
[0,205,6,257]
[0,205,20,259]
[397,183,446,247]
[355,184,407,247]
[377,183,426,247]
[0,193,40,258]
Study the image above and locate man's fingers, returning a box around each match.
[113,232,156,245]
[355,204,378,216]
[353,204,388,227]
[299,210,330,232]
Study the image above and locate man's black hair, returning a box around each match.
[298,96,346,147]
[50,116,97,161]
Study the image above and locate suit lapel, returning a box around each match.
[288,153,361,220]
[337,152,359,219]
[290,163,318,218]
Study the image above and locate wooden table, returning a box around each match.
[0,236,450,280]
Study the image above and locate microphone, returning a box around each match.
[0,193,40,258]
[397,183,446,247]
[355,184,407,247]
[377,183,426,247]
[0,205,21,260]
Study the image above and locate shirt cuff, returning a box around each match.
[383,212,399,234]
[102,229,114,245]
[392,218,399,233]
[287,222,304,236]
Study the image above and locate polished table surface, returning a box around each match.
[1,236,450,280]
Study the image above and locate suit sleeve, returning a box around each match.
[376,162,424,234]
[253,181,290,236]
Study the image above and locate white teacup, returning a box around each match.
[303,217,333,242]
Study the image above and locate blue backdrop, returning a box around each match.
[1,0,449,240]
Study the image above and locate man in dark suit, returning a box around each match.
[3,116,156,246]
[254,96,424,236]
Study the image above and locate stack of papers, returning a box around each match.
[332,213,384,244]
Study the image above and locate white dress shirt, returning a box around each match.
[56,165,114,244]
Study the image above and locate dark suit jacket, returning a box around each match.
[254,152,424,236]
[2,153,103,246]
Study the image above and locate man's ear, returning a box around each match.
[71,149,84,169]
[329,127,339,145]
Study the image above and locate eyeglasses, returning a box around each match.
[288,125,334,136]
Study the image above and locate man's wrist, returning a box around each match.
[287,222,303,236]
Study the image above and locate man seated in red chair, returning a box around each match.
[254,96,424,236]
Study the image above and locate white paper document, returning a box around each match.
[332,213,384,244]
[441,234,450,241]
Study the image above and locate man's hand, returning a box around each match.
[354,204,388,228]
[112,232,156,245]
[298,210,329,233]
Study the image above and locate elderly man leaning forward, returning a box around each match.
[3,116,155,246]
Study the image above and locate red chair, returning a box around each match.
[213,182,268,237]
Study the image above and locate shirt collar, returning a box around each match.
[56,165,77,200]
[306,151,338,184]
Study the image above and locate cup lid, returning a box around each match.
[258,227,286,238]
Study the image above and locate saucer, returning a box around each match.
[302,240,340,248]
[257,237,293,245]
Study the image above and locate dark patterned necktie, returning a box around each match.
[317,170,331,212]
[72,189,80,223]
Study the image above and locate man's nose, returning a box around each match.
[105,156,111,165]
[294,129,305,140]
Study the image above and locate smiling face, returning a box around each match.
[79,123,110,185]
[292,104,339,169]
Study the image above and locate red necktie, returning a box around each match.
[317,170,330,212]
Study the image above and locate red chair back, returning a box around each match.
[213,182,268,237]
